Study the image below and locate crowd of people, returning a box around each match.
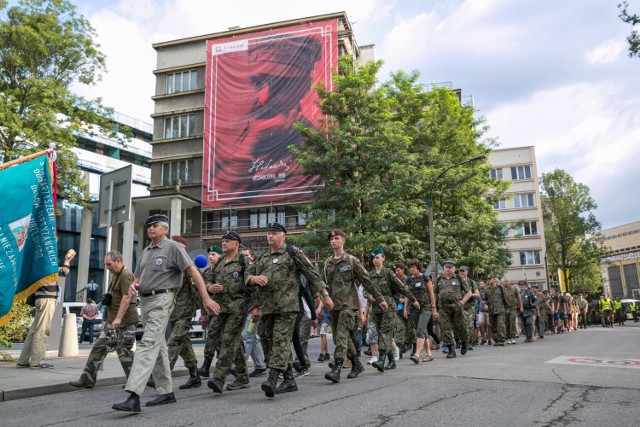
[44,215,633,413]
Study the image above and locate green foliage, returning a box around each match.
[0,300,32,358]
[0,0,127,207]
[619,1,640,58]
[540,169,605,293]
[290,57,510,273]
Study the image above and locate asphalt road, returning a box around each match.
[2,323,639,427]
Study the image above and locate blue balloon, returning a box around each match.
[194,255,208,269]
[397,303,404,311]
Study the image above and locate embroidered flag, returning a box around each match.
[0,155,59,324]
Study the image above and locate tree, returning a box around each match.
[0,301,32,360]
[540,169,605,293]
[619,1,640,58]
[0,0,124,206]
[290,57,510,274]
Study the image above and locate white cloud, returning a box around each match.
[586,39,626,65]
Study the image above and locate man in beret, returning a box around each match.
[518,281,538,342]
[502,278,522,345]
[483,275,508,346]
[433,261,472,358]
[246,223,333,398]
[323,229,388,382]
[112,214,221,412]
[198,244,224,377]
[459,266,480,349]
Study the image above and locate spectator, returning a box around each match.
[86,279,99,300]
[79,297,99,344]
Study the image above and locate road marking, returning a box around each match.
[546,356,640,369]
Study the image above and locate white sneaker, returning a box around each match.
[506,340,511,345]
[511,339,517,344]
[367,356,378,365]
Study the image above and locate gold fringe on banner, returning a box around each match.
[0,273,59,326]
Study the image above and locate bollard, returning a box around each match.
[59,313,79,357]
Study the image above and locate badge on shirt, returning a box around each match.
[451,281,457,286]
[339,265,352,273]
[414,283,422,288]
[232,271,239,279]
[272,258,279,264]
[156,258,163,266]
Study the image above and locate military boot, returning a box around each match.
[385,350,396,370]
[198,357,213,377]
[324,358,343,383]
[261,369,281,398]
[275,367,298,394]
[410,343,417,357]
[179,366,202,389]
[461,341,469,355]
[455,339,461,349]
[446,344,457,359]
[347,356,365,379]
[372,352,386,373]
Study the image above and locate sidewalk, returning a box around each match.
[0,343,199,402]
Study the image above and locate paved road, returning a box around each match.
[2,324,639,426]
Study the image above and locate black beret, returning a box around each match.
[222,230,242,243]
[266,222,287,234]
[459,265,469,272]
[145,214,169,227]
[328,228,345,240]
[443,260,456,267]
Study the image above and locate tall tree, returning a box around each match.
[540,169,605,293]
[0,0,123,206]
[619,1,640,57]
[290,57,510,273]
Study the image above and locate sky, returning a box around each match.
[67,0,639,230]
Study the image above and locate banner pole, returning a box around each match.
[0,149,53,171]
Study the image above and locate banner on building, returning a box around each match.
[0,155,59,324]
[202,19,338,208]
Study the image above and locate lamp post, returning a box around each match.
[428,155,486,283]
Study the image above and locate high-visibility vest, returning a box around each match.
[599,299,613,311]
[631,304,637,313]
[614,301,623,310]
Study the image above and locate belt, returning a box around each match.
[140,289,175,297]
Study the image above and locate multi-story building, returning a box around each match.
[488,146,548,288]
[599,221,640,298]
[149,12,363,255]
[57,112,152,301]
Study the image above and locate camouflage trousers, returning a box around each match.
[395,312,407,345]
[211,312,248,383]
[439,303,469,345]
[370,310,397,353]
[464,303,477,341]
[505,310,518,339]
[167,317,197,369]
[261,312,297,372]
[80,323,135,387]
[405,307,418,344]
[489,313,506,344]
[329,309,360,361]
[203,315,221,360]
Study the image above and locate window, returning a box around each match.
[166,70,197,94]
[513,193,535,208]
[162,160,194,186]
[493,199,506,210]
[490,168,503,180]
[298,211,307,226]
[163,114,195,139]
[221,210,237,230]
[520,250,541,265]
[516,221,538,236]
[511,165,532,180]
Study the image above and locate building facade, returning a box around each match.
[488,146,548,289]
[599,221,640,298]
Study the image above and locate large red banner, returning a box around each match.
[202,20,337,209]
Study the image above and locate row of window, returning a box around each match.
[162,160,194,186]
[491,165,532,181]
[166,70,197,94]
[520,250,541,266]
[492,192,536,210]
[202,209,308,235]
[163,114,195,139]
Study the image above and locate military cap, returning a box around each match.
[486,274,495,279]
[207,245,223,255]
[443,260,456,267]
[542,289,549,294]
[327,228,345,240]
[145,214,169,227]
[530,283,539,288]
[459,265,469,272]
[518,280,527,286]
[370,248,384,259]
[266,222,287,234]
[222,230,242,243]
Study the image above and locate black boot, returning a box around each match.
[461,341,468,355]
[324,358,343,383]
[347,356,365,379]
[411,343,417,357]
[261,369,280,398]
[198,357,212,377]
[446,344,456,359]
[275,367,298,394]
[372,352,386,373]
[455,339,461,349]
[385,351,396,370]
[112,392,141,412]
[179,366,202,389]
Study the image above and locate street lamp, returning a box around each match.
[428,155,486,283]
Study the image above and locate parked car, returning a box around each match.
[621,299,640,320]
[62,302,103,341]
[189,309,206,339]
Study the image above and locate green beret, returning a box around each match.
[370,248,384,259]
[207,245,223,255]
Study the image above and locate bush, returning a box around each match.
[0,300,33,360]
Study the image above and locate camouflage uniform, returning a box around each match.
[323,254,384,361]
[246,244,325,372]
[168,274,201,369]
[365,267,416,353]
[484,284,509,345]
[202,266,220,360]
[210,253,252,385]
[434,275,470,345]
[503,285,520,340]
[463,278,479,342]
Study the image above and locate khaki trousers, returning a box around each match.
[18,298,56,366]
